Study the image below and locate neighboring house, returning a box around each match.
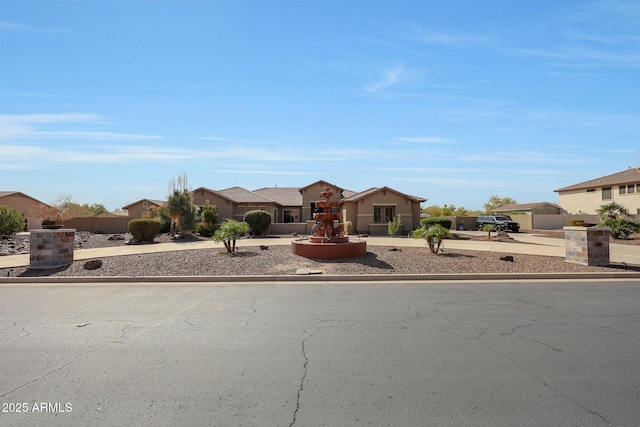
[122,198,165,218]
[0,191,51,230]
[493,202,566,215]
[555,168,640,214]
[341,187,426,234]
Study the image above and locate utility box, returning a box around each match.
[564,226,610,266]
[29,229,75,269]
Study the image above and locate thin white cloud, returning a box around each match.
[365,65,406,92]
[0,20,69,34]
[0,113,161,141]
[399,23,489,46]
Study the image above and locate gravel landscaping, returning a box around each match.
[2,232,638,278]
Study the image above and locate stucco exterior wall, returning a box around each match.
[0,194,44,215]
[299,183,342,221]
[559,187,640,214]
[350,191,419,234]
[191,190,235,222]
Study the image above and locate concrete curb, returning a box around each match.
[2,271,640,284]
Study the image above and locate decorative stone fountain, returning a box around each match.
[291,187,366,259]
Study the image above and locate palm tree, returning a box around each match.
[413,224,451,253]
[167,189,193,235]
[596,202,627,222]
[213,219,250,253]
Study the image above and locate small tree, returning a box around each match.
[387,214,402,237]
[167,173,196,235]
[596,202,627,222]
[244,210,271,236]
[0,206,26,236]
[213,219,250,253]
[29,195,83,225]
[413,224,451,254]
[195,202,219,237]
[482,224,496,240]
[483,195,517,214]
[147,206,171,233]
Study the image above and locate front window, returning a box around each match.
[620,185,626,195]
[284,209,299,223]
[602,187,612,200]
[628,184,635,194]
[374,206,395,223]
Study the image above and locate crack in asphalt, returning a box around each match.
[440,314,615,425]
[289,327,317,427]
[243,295,257,328]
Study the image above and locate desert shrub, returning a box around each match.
[128,218,162,242]
[243,210,271,236]
[195,222,218,237]
[420,217,452,230]
[388,214,402,237]
[193,203,218,237]
[147,206,171,233]
[201,203,218,225]
[344,221,353,235]
[602,218,640,240]
[0,206,26,235]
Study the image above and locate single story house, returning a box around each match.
[555,168,640,214]
[191,180,426,235]
[493,202,566,215]
[0,191,51,230]
[122,198,165,218]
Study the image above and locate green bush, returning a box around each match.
[195,222,218,237]
[128,218,162,242]
[602,218,640,240]
[0,206,26,235]
[147,206,171,233]
[420,217,452,230]
[243,210,271,236]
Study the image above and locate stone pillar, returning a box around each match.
[29,229,75,269]
[564,226,610,266]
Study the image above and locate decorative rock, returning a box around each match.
[260,245,269,250]
[500,255,515,262]
[83,259,103,270]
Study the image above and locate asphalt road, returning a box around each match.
[1,280,639,427]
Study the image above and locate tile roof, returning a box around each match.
[555,168,640,192]
[342,186,426,203]
[0,191,50,206]
[217,186,275,204]
[253,187,302,206]
[122,198,165,209]
[493,202,563,212]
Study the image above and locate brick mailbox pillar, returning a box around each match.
[29,229,76,269]
[564,226,610,266]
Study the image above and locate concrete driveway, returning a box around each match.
[1,280,639,426]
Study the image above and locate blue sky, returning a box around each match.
[1,0,639,211]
